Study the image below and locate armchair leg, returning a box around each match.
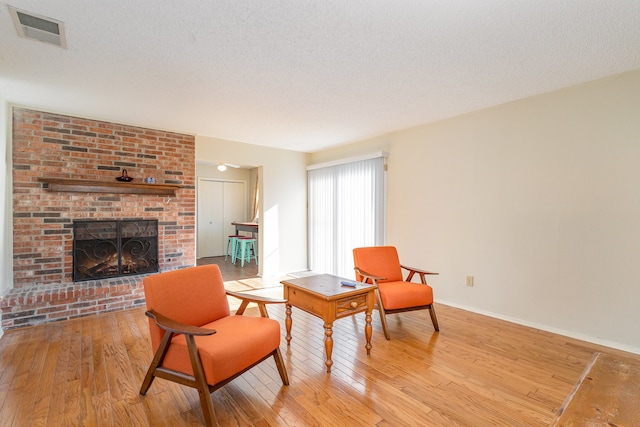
[273,348,289,385]
[375,289,391,340]
[379,309,391,340]
[186,335,217,427]
[428,304,439,332]
[140,330,173,395]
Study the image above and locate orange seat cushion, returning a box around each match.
[162,315,281,385]
[378,281,434,310]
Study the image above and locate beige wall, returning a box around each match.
[310,69,640,353]
[196,136,308,278]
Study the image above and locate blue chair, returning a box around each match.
[235,237,258,267]
[225,235,241,262]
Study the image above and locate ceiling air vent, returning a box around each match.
[8,6,67,48]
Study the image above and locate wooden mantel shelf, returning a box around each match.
[38,178,183,196]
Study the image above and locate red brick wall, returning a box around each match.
[2,108,196,327]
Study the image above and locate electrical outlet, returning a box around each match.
[466,275,474,287]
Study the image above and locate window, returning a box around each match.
[308,155,386,278]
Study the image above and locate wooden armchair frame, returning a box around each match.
[140,290,289,427]
[354,259,439,340]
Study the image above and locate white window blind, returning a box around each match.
[308,156,385,278]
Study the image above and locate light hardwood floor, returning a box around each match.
[196,256,259,281]
[1,269,638,426]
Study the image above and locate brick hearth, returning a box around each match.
[1,108,196,328]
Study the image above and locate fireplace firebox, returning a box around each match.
[73,219,159,282]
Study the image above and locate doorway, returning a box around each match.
[197,178,246,258]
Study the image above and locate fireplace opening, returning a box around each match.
[73,219,159,282]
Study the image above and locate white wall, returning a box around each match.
[309,69,640,354]
[1,99,10,304]
[196,136,308,278]
[1,99,10,339]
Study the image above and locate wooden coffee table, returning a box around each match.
[281,274,377,373]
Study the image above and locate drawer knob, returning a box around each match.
[350,301,358,308]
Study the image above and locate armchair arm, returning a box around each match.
[400,265,439,284]
[354,266,386,284]
[225,290,288,318]
[145,310,216,336]
[226,290,287,305]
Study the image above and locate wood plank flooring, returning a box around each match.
[196,256,259,282]
[1,265,638,426]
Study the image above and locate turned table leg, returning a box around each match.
[323,322,334,373]
[365,311,372,355]
[285,303,292,345]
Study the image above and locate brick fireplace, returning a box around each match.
[1,108,196,328]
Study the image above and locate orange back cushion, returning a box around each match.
[143,264,230,350]
[353,246,403,283]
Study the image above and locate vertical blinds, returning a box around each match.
[308,156,385,278]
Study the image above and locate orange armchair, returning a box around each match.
[139,265,289,426]
[353,246,439,340]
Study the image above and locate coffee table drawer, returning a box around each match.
[336,295,367,318]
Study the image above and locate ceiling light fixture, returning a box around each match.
[217,163,240,172]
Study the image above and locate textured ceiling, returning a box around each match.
[1,1,640,152]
